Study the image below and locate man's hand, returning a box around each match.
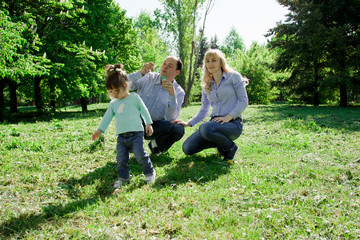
[141,62,155,76]
[162,79,175,95]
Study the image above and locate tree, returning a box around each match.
[229,43,279,104]
[320,0,360,106]
[196,29,210,68]
[1,0,91,112]
[49,42,106,111]
[209,34,220,49]
[53,0,139,110]
[134,11,169,68]
[85,0,140,71]
[0,8,48,117]
[188,29,210,103]
[154,0,205,91]
[1,0,140,115]
[0,10,27,119]
[220,27,246,58]
[268,0,328,106]
[185,0,215,106]
[269,0,360,106]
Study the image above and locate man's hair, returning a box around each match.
[168,56,183,71]
[176,57,183,71]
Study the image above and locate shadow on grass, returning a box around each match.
[2,107,107,124]
[4,103,360,133]
[0,153,230,238]
[153,153,231,189]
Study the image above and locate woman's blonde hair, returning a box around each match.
[104,63,129,91]
[201,49,232,93]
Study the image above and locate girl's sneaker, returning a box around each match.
[113,178,129,189]
[144,171,156,184]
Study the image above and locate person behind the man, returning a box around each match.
[128,56,185,155]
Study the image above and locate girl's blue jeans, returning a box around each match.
[182,119,243,155]
[116,131,154,180]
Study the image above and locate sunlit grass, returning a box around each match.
[1,103,359,239]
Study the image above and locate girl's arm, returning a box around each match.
[93,103,114,140]
[145,124,153,136]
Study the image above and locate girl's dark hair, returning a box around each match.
[104,63,129,90]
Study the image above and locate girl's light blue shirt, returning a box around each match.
[188,71,249,127]
[98,93,152,135]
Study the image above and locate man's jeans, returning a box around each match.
[116,131,154,180]
[182,119,243,155]
[144,120,185,152]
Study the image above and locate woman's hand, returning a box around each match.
[211,114,233,124]
[171,119,191,127]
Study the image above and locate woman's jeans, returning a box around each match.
[116,131,154,180]
[182,119,243,155]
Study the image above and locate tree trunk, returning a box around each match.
[313,63,320,106]
[80,96,88,112]
[9,80,19,113]
[49,79,56,112]
[314,90,320,106]
[176,1,186,91]
[340,83,348,107]
[278,92,283,101]
[184,0,214,106]
[338,51,348,107]
[184,0,198,107]
[0,78,6,122]
[34,76,43,112]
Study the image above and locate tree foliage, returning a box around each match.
[134,11,169,69]
[154,0,205,91]
[229,43,279,104]
[1,0,140,118]
[209,35,220,49]
[0,8,48,117]
[220,27,246,58]
[268,0,360,106]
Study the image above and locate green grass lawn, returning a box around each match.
[1,103,359,239]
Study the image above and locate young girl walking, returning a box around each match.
[92,63,156,188]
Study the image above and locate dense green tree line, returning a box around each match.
[1,0,359,121]
[268,0,360,106]
[0,0,140,121]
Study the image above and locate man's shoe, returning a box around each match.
[148,141,161,155]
